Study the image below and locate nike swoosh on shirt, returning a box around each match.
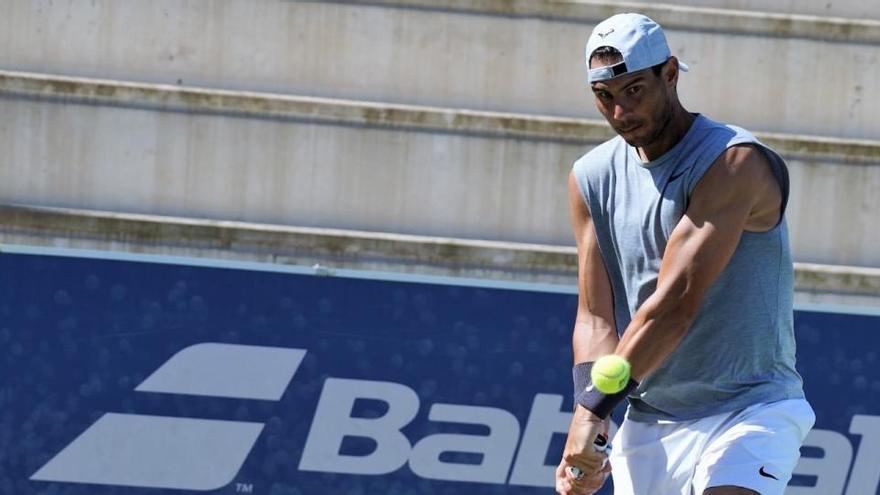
[759,466,779,480]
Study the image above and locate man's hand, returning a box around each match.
[555,407,611,494]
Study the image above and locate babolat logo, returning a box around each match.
[31,342,580,491]
[31,343,307,491]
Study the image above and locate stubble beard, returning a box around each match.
[622,95,675,150]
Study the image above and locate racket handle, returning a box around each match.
[568,433,611,480]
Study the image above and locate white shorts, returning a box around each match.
[609,398,815,495]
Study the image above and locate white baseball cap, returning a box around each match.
[585,13,689,83]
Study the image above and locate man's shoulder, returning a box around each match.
[697,116,776,170]
[573,136,625,176]
[695,114,759,148]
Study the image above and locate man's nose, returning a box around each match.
[613,102,631,121]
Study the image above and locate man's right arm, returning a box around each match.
[556,170,618,495]
[567,171,618,363]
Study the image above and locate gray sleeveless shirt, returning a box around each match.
[572,114,805,422]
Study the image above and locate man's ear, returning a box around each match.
[665,57,680,87]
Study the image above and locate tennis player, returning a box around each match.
[556,13,815,495]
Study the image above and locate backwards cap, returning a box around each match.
[586,13,689,83]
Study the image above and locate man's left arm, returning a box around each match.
[616,144,780,380]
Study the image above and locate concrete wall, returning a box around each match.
[602,0,880,19]
[1,0,878,139]
[0,84,579,249]
[2,205,879,311]
[1,72,878,267]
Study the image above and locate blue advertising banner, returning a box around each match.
[0,247,878,494]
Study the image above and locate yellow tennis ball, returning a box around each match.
[591,355,631,394]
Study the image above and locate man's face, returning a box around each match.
[589,59,674,148]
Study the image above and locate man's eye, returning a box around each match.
[597,91,612,101]
[626,86,642,96]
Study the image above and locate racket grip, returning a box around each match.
[568,433,611,480]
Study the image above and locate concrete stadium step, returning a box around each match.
[600,0,880,20]
[1,0,878,140]
[1,71,878,268]
[2,205,878,311]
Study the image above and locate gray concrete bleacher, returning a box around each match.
[0,0,877,306]
[1,0,878,138]
[1,71,877,268]
[2,204,878,309]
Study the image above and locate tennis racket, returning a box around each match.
[567,433,611,480]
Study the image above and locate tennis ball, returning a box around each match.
[591,355,631,394]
